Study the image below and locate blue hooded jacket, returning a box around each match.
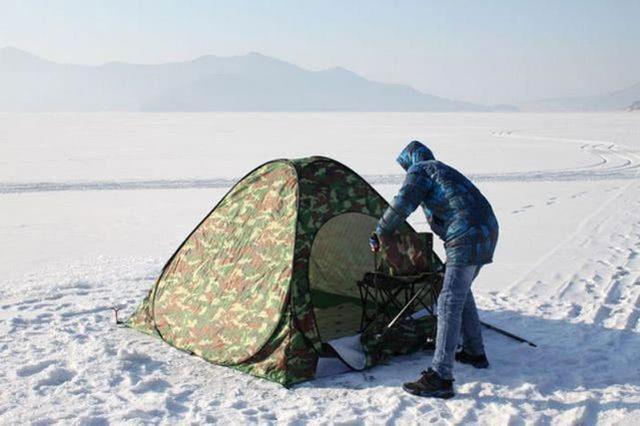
[376,141,499,265]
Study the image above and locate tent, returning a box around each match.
[127,156,442,386]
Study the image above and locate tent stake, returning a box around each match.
[111,306,123,325]
[480,320,537,347]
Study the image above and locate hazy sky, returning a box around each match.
[1,0,639,104]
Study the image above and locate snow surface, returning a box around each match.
[1,112,640,424]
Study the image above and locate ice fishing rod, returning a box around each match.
[379,298,538,348]
[480,321,537,347]
[368,235,536,347]
[374,281,538,347]
[378,286,427,338]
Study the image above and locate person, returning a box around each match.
[369,140,499,399]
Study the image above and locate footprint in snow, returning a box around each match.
[164,389,195,414]
[16,360,59,377]
[165,398,189,414]
[131,378,171,394]
[76,417,108,426]
[44,293,64,301]
[571,191,588,199]
[117,348,165,386]
[123,409,166,421]
[512,204,534,214]
[34,367,76,391]
[232,400,247,409]
[567,304,582,318]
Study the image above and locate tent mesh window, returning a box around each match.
[308,212,379,341]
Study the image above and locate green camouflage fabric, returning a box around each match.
[127,290,158,336]
[128,161,297,365]
[379,232,437,276]
[289,158,422,379]
[153,161,297,364]
[290,160,387,346]
[357,268,442,368]
[127,156,444,386]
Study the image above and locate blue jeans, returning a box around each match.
[431,264,485,380]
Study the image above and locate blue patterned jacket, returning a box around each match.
[376,141,499,265]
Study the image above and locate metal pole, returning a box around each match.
[480,320,537,347]
[372,249,381,335]
[380,285,427,336]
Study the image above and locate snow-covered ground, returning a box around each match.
[1,112,639,424]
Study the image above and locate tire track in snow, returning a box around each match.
[626,292,640,332]
[490,131,640,178]
[598,237,640,330]
[2,136,639,194]
[551,214,640,331]
[506,179,636,297]
[505,138,640,331]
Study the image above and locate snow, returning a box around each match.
[1,112,639,424]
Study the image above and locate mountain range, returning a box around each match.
[0,47,637,112]
[520,81,640,112]
[0,47,486,112]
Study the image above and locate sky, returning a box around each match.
[1,0,639,105]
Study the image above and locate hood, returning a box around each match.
[396,140,435,171]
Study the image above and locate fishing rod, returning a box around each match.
[480,321,537,347]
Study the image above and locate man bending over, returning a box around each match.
[370,140,499,399]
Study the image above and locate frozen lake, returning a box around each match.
[1,112,639,424]
[2,112,638,184]
[2,112,638,285]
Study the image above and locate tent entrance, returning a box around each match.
[308,212,379,342]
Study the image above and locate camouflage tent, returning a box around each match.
[128,156,442,386]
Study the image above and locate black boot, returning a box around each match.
[402,368,454,399]
[455,350,489,369]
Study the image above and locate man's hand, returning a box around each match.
[369,233,381,252]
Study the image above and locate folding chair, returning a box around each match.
[357,232,444,341]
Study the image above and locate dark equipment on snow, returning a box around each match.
[357,231,443,359]
[455,349,490,368]
[111,306,123,325]
[127,156,448,386]
[480,320,537,347]
[360,243,537,351]
[403,368,455,399]
[358,272,441,340]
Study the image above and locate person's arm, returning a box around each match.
[421,203,446,239]
[375,166,432,237]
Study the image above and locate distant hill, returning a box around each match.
[520,81,640,112]
[627,100,640,111]
[488,104,519,112]
[0,47,488,112]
